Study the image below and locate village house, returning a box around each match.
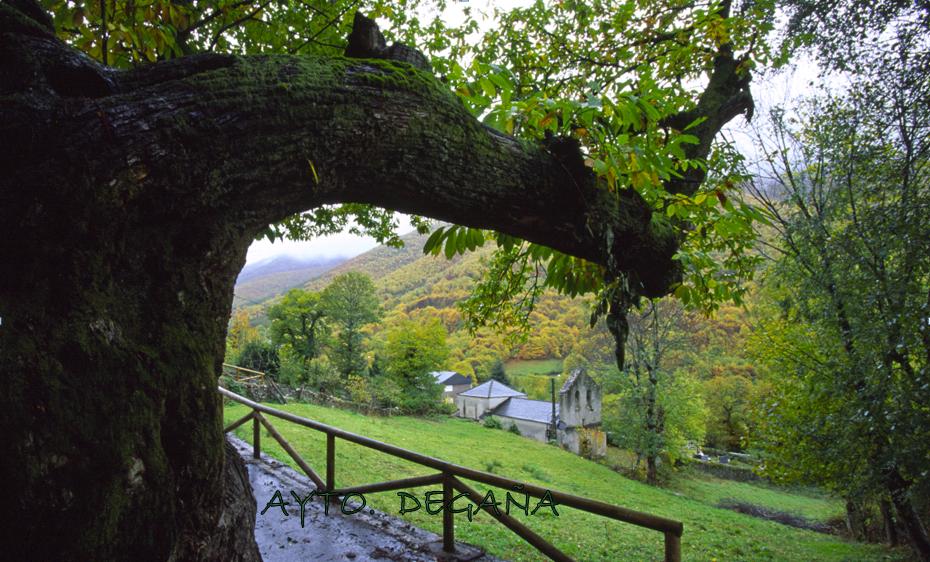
[454,370,607,458]
[455,380,526,419]
[430,370,472,400]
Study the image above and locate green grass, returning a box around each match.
[602,448,843,524]
[505,358,563,376]
[508,373,564,401]
[668,469,844,524]
[225,402,906,561]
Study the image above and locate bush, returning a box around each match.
[483,415,503,429]
[508,422,522,435]
[437,401,458,416]
[219,374,245,397]
[276,345,307,387]
[236,339,279,376]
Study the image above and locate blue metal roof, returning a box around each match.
[491,398,559,424]
[458,380,525,398]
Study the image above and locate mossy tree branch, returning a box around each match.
[0,1,752,558]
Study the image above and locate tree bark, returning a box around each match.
[844,499,869,542]
[879,497,899,547]
[886,467,930,560]
[646,455,658,485]
[0,1,753,558]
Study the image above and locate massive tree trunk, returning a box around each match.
[0,1,752,559]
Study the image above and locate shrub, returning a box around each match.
[508,422,522,435]
[236,339,279,376]
[483,415,503,429]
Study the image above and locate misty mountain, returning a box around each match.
[234,254,348,307]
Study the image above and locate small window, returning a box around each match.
[586,389,593,410]
[574,389,580,411]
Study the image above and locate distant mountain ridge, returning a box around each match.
[234,254,348,307]
[301,230,433,295]
[238,254,347,283]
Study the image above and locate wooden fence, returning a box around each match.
[220,386,683,562]
[221,363,288,403]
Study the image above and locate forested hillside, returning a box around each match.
[232,229,760,454]
[234,230,595,372]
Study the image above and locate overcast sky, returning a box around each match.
[245,1,819,265]
[245,216,417,263]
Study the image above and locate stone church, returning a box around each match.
[454,369,607,458]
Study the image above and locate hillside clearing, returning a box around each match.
[224,402,906,561]
[505,359,564,376]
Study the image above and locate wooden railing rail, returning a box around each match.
[221,363,288,403]
[222,363,266,380]
[219,386,683,562]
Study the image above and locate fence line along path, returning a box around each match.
[220,386,684,562]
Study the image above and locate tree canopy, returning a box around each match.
[0,0,848,559]
[37,0,771,349]
[320,272,381,376]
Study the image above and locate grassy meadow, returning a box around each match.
[505,359,564,376]
[224,402,906,561]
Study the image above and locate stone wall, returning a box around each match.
[455,395,511,419]
[559,371,602,428]
[501,417,550,442]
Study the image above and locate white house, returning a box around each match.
[455,380,525,419]
[430,370,472,400]
[454,370,607,458]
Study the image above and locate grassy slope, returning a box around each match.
[668,471,844,524]
[506,359,564,376]
[224,403,904,561]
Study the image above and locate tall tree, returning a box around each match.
[268,288,329,361]
[0,0,765,557]
[383,318,449,413]
[226,309,259,357]
[235,339,279,376]
[320,272,380,377]
[747,43,930,555]
[702,373,753,451]
[779,0,929,74]
[608,298,707,484]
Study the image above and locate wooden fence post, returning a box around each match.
[665,531,681,562]
[326,432,335,492]
[443,472,455,553]
[252,411,260,459]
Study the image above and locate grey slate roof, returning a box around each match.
[490,398,559,424]
[458,380,526,399]
[431,371,471,386]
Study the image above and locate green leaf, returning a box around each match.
[479,77,496,98]
[423,227,446,255]
[683,117,708,131]
[455,226,469,253]
[307,159,319,185]
[444,234,458,259]
[466,228,485,250]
